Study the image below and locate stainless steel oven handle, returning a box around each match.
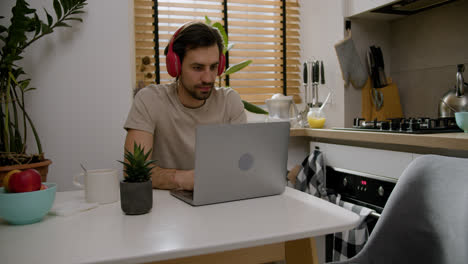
[370,211,381,219]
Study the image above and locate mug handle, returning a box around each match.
[73,173,84,189]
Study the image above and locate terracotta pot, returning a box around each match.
[0,159,52,187]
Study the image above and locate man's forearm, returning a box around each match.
[151,166,178,189]
[151,166,195,190]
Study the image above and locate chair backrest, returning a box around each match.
[340,155,468,264]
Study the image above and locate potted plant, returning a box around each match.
[118,143,156,215]
[0,0,87,183]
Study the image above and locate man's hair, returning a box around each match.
[164,22,224,64]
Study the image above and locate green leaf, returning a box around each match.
[24,87,37,92]
[65,17,83,22]
[53,0,62,19]
[56,22,71,27]
[204,15,212,26]
[34,13,41,36]
[224,60,252,76]
[70,10,85,15]
[243,100,269,115]
[41,23,53,34]
[19,79,31,90]
[212,22,228,51]
[44,8,53,26]
[62,0,70,13]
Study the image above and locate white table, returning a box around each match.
[0,187,359,264]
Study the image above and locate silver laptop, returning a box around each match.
[170,122,290,206]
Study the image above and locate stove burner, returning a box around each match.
[349,117,462,134]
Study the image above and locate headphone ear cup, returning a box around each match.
[166,50,181,78]
[218,53,226,76]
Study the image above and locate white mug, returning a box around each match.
[73,169,120,204]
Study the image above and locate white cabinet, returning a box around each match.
[343,0,397,17]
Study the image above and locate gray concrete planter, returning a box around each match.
[120,180,153,215]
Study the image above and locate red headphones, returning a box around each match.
[165,23,226,78]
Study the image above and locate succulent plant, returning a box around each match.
[119,143,156,183]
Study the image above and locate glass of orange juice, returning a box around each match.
[307,107,326,128]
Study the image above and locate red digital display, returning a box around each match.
[361,180,367,185]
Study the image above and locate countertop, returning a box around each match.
[291,128,468,153]
[0,187,359,264]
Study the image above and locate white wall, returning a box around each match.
[299,0,346,128]
[1,0,134,191]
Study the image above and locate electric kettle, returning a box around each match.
[439,64,468,117]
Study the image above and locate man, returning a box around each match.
[123,22,247,191]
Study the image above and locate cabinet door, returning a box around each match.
[311,142,412,180]
[344,0,396,17]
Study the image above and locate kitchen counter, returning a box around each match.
[291,128,468,157]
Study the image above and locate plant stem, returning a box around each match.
[11,81,42,154]
[4,70,11,152]
[21,89,27,152]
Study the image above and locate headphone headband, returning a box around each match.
[165,22,225,78]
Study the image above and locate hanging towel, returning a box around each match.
[329,194,375,261]
[293,147,328,199]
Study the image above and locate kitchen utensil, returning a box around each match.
[320,60,325,85]
[265,94,300,126]
[306,60,314,107]
[375,47,388,87]
[73,169,120,204]
[313,60,319,106]
[303,62,308,104]
[438,64,468,117]
[366,47,385,110]
[368,46,388,89]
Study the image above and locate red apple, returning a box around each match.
[8,169,42,193]
[3,169,22,192]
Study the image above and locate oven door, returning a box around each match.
[325,166,397,261]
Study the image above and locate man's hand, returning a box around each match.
[174,170,194,190]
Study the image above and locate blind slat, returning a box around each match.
[134,0,302,104]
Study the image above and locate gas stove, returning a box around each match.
[336,117,462,134]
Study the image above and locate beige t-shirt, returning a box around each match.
[124,82,247,170]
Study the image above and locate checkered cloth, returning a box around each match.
[292,147,328,199]
[329,194,375,261]
[287,148,375,262]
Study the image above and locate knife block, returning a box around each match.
[362,77,403,121]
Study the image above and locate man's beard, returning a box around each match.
[180,79,214,101]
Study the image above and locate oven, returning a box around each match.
[324,166,397,261]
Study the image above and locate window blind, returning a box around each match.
[134,0,301,104]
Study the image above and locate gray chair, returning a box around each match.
[330,154,468,264]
